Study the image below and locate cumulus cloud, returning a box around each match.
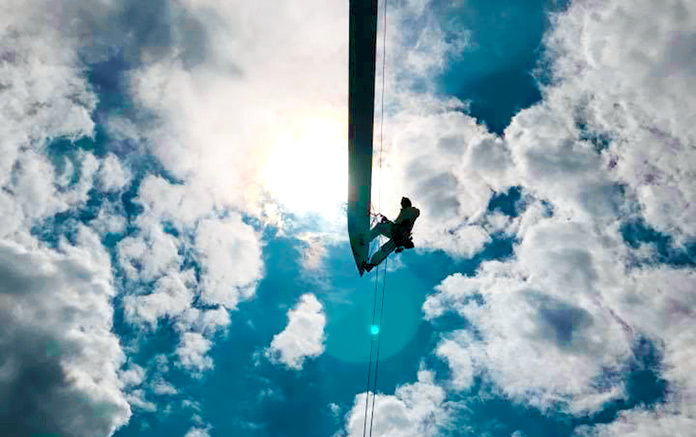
[0,3,145,434]
[152,377,178,396]
[534,0,696,236]
[98,153,130,192]
[123,270,196,329]
[266,294,326,370]
[0,0,105,237]
[0,0,97,163]
[118,226,182,283]
[196,216,263,309]
[425,217,634,414]
[135,175,216,231]
[0,228,130,436]
[185,425,212,437]
[119,364,146,388]
[414,0,696,431]
[298,233,329,272]
[117,176,263,375]
[1,0,271,433]
[176,332,214,375]
[435,331,480,391]
[0,146,100,241]
[602,268,696,425]
[576,407,696,437]
[343,370,448,437]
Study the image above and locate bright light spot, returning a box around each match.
[370,325,380,335]
[263,116,347,221]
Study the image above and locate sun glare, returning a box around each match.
[263,117,348,221]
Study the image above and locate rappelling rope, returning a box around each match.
[362,0,389,436]
[368,257,388,437]
[377,0,387,217]
[362,238,382,437]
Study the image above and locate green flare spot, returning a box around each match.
[370,325,380,335]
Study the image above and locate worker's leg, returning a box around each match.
[368,239,397,268]
[368,221,393,242]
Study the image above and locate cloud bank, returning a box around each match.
[347,0,696,434]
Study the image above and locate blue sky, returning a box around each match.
[1,1,696,436]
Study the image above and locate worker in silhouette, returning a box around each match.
[362,197,420,272]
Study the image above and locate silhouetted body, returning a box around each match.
[362,197,420,272]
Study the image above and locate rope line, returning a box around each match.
[377,0,387,216]
[368,257,388,437]
[361,251,381,437]
[362,1,388,436]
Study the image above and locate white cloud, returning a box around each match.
[0,0,97,173]
[2,0,276,433]
[606,268,696,419]
[0,0,103,236]
[91,206,128,235]
[112,0,491,282]
[125,389,157,412]
[119,364,146,388]
[185,425,212,437]
[425,217,634,414]
[13,151,61,218]
[343,370,448,437]
[176,332,214,375]
[0,228,130,436]
[0,3,144,433]
[415,0,696,430]
[123,270,196,329]
[98,153,129,192]
[123,175,262,325]
[535,0,696,237]
[435,331,479,391]
[174,306,232,337]
[118,178,262,376]
[329,402,341,418]
[118,225,182,282]
[266,294,326,370]
[62,151,100,206]
[136,175,216,231]
[299,233,329,272]
[152,377,178,396]
[576,407,696,437]
[196,216,263,309]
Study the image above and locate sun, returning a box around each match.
[262,116,348,221]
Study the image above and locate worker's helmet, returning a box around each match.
[401,197,412,208]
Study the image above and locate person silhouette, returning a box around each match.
[362,197,420,272]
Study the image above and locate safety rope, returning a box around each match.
[377,0,387,217]
[362,1,388,436]
[368,257,388,437]
[362,241,382,437]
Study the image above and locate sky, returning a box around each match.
[1,0,695,436]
